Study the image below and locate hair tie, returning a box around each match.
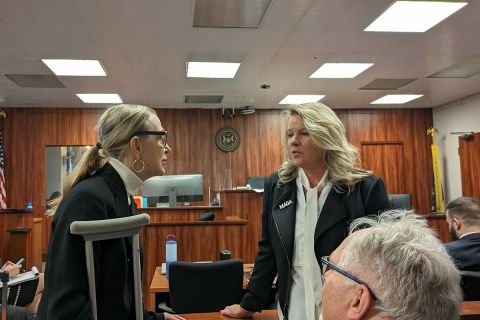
[96,142,102,149]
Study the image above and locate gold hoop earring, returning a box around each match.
[132,159,145,173]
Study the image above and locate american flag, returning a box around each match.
[0,130,6,208]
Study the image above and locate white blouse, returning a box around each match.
[277,168,332,320]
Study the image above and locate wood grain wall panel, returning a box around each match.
[361,143,407,194]
[141,222,247,310]
[427,214,452,243]
[337,109,433,213]
[32,218,43,268]
[459,133,480,200]
[0,107,434,272]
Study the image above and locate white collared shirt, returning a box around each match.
[108,158,143,204]
[278,168,332,320]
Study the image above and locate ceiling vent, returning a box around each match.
[193,0,271,28]
[4,74,65,88]
[240,106,255,115]
[184,95,224,104]
[359,78,416,90]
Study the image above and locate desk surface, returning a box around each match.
[177,310,277,320]
[174,302,480,319]
[462,301,480,319]
[150,264,254,293]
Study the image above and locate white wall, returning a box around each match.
[433,93,480,202]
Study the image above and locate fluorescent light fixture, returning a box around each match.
[76,93,123,104]
[42,59,107,76]
[187,62,241,78]
[310,63,374,78]
[279,95,325,105]
[365,1,467,33]
[370,94,423,104]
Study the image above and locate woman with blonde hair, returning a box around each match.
[38,104,184,320]
[222,102,390,320]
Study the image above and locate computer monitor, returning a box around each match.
[143,174,204,207]
[246,176,267,190]
[388,194,412,210]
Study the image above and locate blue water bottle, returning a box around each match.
[166,234,177,278]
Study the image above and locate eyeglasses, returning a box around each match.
[320,256,380,302]
[133,130,168,148]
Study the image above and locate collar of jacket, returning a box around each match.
[95,162,134,247]
[271,179,349,263]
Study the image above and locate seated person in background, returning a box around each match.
[0,259,44,319]
[321,210,462,320]
[445,196,480,271]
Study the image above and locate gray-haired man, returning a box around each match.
[320,210,462,320]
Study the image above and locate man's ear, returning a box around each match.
[346,285,373,320]
[453,217,462,232]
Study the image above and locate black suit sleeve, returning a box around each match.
[240,176,278,312]
[362,176,390,215]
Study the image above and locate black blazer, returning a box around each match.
[37,163,163,320]
[445,233,480,272]
[240,172,389,317]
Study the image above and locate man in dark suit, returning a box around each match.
[445,196,480,271]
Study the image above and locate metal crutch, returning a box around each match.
[1,269,9,320]
[70,213,150,320]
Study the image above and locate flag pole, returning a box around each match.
[427,127,445,212]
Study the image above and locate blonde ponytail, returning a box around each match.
[48,104,156,215]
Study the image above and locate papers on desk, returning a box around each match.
[0,266,39,288]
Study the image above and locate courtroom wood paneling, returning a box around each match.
[426,214,452,243]
[141,221,247,310]
[338,109,433,213]
[32,218,43,269]
[0,210,34,269]
[361,142,407,194]
[0,107,434,309]
[1,107,433,218]
[459,132,480,200]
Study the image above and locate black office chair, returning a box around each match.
[246,176,267,189]
[388,194,412,210]
[167,259,243,313]
[460,271,480,301]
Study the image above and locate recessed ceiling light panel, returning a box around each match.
[42,59,107,76]
[76,93,122,104]
[365,1,467,33]
[279,95,325,105]
[370,94,423,104]
[428,64,480,78]
[309,63,374,78]
[187,62,241,78]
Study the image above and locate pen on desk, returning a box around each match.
[15,258,25,265]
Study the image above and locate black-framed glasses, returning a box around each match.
[320,256,380,302]
[133,130,168,148]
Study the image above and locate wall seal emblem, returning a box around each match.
[215,127,240,152]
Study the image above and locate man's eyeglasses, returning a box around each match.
[320,256,380,302]
[133,130,168,148]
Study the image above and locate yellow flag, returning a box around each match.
[427,128,445,212]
